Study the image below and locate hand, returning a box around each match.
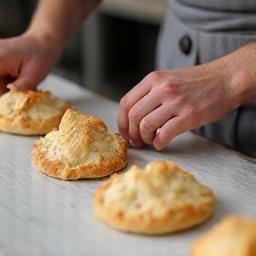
[118,46,256,150]
[0,33,62,93]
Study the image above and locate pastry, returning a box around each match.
[32,108,127,180]
[94,160,215,235]
[191,215,256,256]
[0,90,69,135]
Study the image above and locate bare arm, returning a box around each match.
[0,0,101,91]
[26,0,101,50]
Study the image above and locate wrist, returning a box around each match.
[225,44,256,106]
[229,70,256,106]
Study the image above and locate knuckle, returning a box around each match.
[147,71,163,81]
[140,118,153,131]
[120,96,129,111]
[159,82,178,95]
[128,109,141,122]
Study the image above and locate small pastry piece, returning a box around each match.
[94,160,215,235]
[0,90,69,135]
[191,215,256,256]
[32,108,127,180]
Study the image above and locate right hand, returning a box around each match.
[0,33,62,93]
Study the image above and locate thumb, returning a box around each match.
[7,76,39,91]
[7,62,42,91]
[7,65,40,91]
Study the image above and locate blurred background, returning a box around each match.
[0,0,166,100]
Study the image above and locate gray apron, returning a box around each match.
[157,0,256,156]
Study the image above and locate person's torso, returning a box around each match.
[158,0,256,70]
[157,1,256,153]
[169,0,256,32]
[170,0,256,11]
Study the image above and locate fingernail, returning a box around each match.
[155,144,163,151]
[129,139,136,147]
[153,137,163,151]
[7,83,17,91]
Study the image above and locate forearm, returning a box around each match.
[25,0,101,50]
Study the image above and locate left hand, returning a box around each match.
[118,47,256,150]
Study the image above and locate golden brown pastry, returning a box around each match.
[191,215,256,256]
[32,108,127,180]
[0,90,69,135]
[94,160,215,235]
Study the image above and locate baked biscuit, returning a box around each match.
[32,108,127,180]
[191,215,256,256]
[94,161,215,235]
[0,90,69,135]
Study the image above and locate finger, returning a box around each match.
[140,104,174,145]
[8,76,37,91]
[118,72,160,141]
[128,89,162,147]
[153,116,190,150]
[7,63,40,91]
[118,84,151,141]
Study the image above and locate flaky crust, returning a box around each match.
[191,215,256,256]
[32,134,127,180]
[94,161,215,235]
[32,108,127,180]
[0,90,69,135]
[0,114,65,136]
